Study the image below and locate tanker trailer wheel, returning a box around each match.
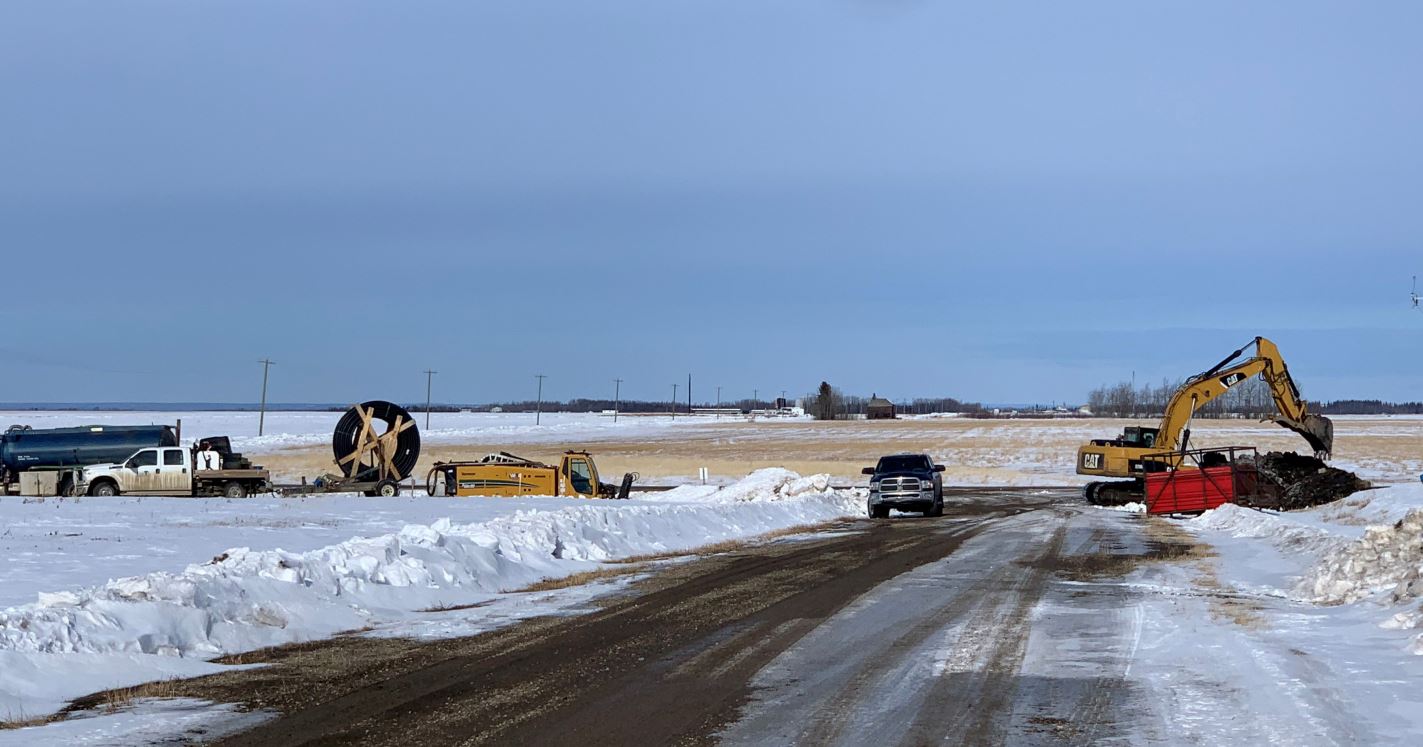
[223,481,247,499]
[89,480,119,497]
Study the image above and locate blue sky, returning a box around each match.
[2,1,1420,405]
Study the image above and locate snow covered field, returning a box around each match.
[0,410,706,453]
[4,410,1419,486]
[0,470,860,735]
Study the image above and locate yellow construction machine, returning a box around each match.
[425,451,633,499]
[1078,336,1334,504]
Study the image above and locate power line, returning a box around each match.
[423,369,437,430]
[257,359,275,436]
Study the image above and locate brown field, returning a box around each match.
[256,416,1423,487]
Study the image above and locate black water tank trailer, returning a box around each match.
[0,424,178,477]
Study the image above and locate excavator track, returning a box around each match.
[1084,479,1143,506]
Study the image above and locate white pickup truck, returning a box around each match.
[81,445,271,498]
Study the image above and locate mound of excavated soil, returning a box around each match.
[1246,451,1371,510]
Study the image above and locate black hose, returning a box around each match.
[332,401,422,480]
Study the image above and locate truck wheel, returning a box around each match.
[223,482,247,499]
[373,479,399,498]
[927,500,944,517]
[869,505,889,519]
[90,481,118,497]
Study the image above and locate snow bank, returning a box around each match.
[1189,504,1348,563]
[0,469,859,719]
[642,468,837,504]
[1189,484,1423,654]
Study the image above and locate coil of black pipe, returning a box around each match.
[332,400,422,481]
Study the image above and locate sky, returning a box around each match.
[2,1,1420,406]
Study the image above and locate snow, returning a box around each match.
[0,698,268,746]
[1185,483,1423,665]
[0,469,861,726]
[0,410,703,453]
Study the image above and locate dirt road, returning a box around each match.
[170,489,1188,746]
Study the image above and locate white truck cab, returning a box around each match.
[83,446,268,498]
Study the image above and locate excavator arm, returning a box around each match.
[1156,337,1333,457]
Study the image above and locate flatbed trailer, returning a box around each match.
[274,474,410,498]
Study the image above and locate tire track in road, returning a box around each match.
[900,524,1068,746]
[199,501,1046,747]
[793,555,1030,745]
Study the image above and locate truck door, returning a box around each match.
[158,448,190,493]
[123,449,163,494]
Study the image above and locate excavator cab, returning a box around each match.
[1089,426,1159,448]
[1119,427,1158,448]
[560,451,601,498]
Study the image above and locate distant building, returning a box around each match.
[867,395,897,420]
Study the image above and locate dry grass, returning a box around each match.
[253,416,1423,486]
[0,711,61,731]
[53,678,187,722]
[1,679,192,730]
[420,600,493,613]
[99,679,182,713]
[514,564,649,593]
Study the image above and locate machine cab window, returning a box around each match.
[1120,427,1159,448]
[568,458,594,494]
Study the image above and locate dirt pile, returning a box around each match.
[1246,451,1371,510]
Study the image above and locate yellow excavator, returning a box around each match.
[1077,336,1334,505]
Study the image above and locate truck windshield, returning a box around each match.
[877,455,929,472]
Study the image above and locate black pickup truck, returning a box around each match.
[863,453,945,518]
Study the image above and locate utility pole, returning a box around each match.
[688,374,692,415]
[671,383,678,419]
[753,389,758,410]
[613,378,623,423]
[423,369,437,430]
[534,374,547,425]
[257,358,274,436]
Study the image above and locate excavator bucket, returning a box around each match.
[1275,413,1334,458]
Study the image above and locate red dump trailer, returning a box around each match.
[1144,447,1272,514]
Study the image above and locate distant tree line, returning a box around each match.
[427,398,777,414]
[804,381,984,420]
[1312,399,1423,415]
[1086,379,1423,417]
[1085,377,1277,418]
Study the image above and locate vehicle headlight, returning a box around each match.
[869,483,879,492]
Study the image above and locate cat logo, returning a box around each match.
[1081,452,1103,470]
[1219,372,1247,387]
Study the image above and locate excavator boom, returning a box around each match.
[1155,336,1333,458]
